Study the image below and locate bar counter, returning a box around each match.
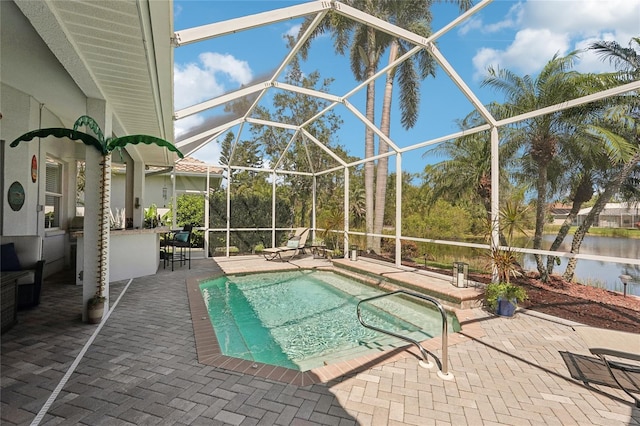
[74,227,169,285]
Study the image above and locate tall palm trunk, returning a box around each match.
[545,174,592,275]
[563,152,640,281]
[533,166,549,280]
[364,27,377,250]
[532,132,558,281]
[373,41,398,254]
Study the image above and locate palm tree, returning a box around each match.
[562,37,640,281]
[300,0,471,253]
[373,1,471,253]
[423,106,517,246]
[482,53,583,281]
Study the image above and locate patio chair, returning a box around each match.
[574,326,640,407]
[165,224,193,270]
[1,235,46,309]
[263,228,309,261]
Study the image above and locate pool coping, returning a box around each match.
[186,263,486,386]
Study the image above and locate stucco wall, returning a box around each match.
[1,1,87,275]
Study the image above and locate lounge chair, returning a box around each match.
[574,326,640,407]
[263,228,309,261]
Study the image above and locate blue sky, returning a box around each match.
[172,0,638,174]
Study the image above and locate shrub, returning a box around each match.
[484,282,528,311]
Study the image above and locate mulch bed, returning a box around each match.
[362,253,640,334]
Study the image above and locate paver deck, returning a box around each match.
[2,255,638,425]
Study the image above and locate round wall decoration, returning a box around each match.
[31,155,38,183]
[8,181,25,211]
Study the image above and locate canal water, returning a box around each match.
[522,235,640,297]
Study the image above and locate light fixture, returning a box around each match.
[453,262,469,288]
[619,274,632,297]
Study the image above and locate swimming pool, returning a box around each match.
[200,270,460,371]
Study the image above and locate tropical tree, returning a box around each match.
[251,37,344,227]
[374,0,472,253]
[563,37,640,280]
[299,0,471,253]
[482,52,583,281]
[219,131,267,196]
[562,37,640,281]
[423,106,518,246]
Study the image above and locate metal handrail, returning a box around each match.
[356,290,453,380]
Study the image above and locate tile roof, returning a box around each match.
[174,156,223,175]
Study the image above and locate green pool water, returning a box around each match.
[200,270,460,371]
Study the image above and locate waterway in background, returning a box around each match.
[522,235,640,297]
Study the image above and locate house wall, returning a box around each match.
[112,173,178,211]
[1,1,88,276]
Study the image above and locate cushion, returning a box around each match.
[16,271,35,285]
[286,236,301,249]
[1,243,22,271]
[174,232,189,243]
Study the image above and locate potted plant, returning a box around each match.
[484,247,527,316]
[87,292,106,324]
[484,281,528,317]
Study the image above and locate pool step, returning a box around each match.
[295,331,427,371]
[331,259,484,309]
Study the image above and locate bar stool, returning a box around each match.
[166,224,192,270]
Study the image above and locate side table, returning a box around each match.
[1,271,28,334]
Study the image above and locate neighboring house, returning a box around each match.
[549,203,573,225]
[576,203,640,228]
[111,156,223,216]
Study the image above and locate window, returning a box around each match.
[45,158,62,228]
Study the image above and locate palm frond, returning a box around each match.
[73,115,106,145]
[10,128,107,154]
[107,135,184,158]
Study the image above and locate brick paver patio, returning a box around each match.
[2,256,638,425]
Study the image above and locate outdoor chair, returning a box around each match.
[1,235,46,309]
[263,228,309,261]
[574,326,640,407]
[165,224,192,270]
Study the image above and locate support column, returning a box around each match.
[395,154,402,267]
[271,171,276,248]
[312,175,317,242]
[344,167,349,259]
[490,126,500,282]
[204,166,210,257]
[132,160,145,228]
[124,153,134,228]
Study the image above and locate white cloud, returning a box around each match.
[199,52,252,85]
[284,23,301,39]
[473,28,569,79]
[470,0,638,78]
[459,2,522,35]
[174,52,252,110]
[458,17,482,36]
[523,0,638,37]
[174,52,253,144]
[190,139,222,165]
[173,62,225,110]
[174,115,204,138]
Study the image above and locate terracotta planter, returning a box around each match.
[87,302,104,324]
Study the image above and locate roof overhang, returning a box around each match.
[15,0,176,166]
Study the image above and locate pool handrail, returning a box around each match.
[356,290,453,380]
